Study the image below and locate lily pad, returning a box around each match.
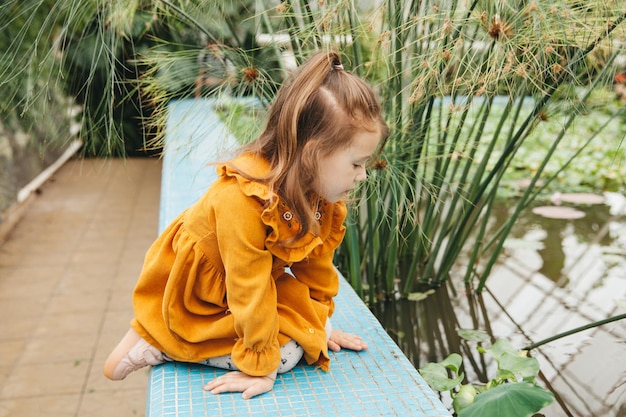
[531,206,585,219]
[551,192,605,205]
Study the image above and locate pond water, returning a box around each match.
[371,194,626,417]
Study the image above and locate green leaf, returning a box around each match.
[407,289,435,301]
[440,353,464,373]
[418,355,465,392]
[453,384,479,414]
[496,368,517,382]
[484,338,518,360]
[458,329,491,343]
[458,382,554,417]
[498,352,541,382]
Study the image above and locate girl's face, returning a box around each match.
[317,128,382,203]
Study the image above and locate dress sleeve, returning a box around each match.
[289,250,339,317]
[213,184,281,376]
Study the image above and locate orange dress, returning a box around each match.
[130,153,347,376]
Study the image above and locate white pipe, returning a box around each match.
[17,139,83,203]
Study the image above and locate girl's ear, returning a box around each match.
[300,139,319,169]
[299,139,322,188]
[301,136,320,155]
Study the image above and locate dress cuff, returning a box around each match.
[230,338,281,376]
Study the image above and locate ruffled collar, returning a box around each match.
[217,154,347,262]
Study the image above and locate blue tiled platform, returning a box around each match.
[149,98,451,416]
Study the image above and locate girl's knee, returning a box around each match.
[277,339,304,373]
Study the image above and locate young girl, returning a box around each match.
[104,50,389,400]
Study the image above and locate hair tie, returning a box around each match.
[331,59,344,71]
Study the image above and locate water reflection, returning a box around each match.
[370,197,626,417]
[508,201,619,285]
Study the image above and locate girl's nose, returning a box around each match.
[355,167,367,182]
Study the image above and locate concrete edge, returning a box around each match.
[0,139,83,245]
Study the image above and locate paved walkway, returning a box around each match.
[0,157,162,417]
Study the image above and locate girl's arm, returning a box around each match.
[290,252,368,352]
[213,186,282,376]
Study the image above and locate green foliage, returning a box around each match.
[214,99,266,146]
[322,1,626,300]
[1,0,283,157]
[0,0,73,212]
[135,1,285,152]
[480,339,540,383]
[3,0,624,300]
[498,92,626,196]
[160,0,626,301]
[0,0,72,146]
[418,353,465,391]
[419,336,554,417]
[56,1,212,156]
[458,383,555,417]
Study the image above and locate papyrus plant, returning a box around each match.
[4,0,624,302]
[256,0,626,302]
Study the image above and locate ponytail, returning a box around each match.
[266,51,343,178]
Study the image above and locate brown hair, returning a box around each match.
[239,50,389,239]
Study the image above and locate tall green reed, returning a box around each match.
[251,0,625,302]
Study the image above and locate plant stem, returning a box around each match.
[523,313,626,351]
[158,0,216,43]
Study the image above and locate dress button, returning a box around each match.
[308,328,315,334]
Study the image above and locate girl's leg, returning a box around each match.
[103,328,171,380]
[198,339,304,374]
[325,318,332,342]
[199,319,332,374]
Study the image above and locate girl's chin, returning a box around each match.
[333,193,350,203]
[325,196,342,203]
[319,190,350,203]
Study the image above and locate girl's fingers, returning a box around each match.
[329,330,368,351]
[204,371,243,393]
[242,382,269,400]
[203,371,275,399]
[328,339,341,352]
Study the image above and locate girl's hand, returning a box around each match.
[204,369,277,400]
[327,329,368,352]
